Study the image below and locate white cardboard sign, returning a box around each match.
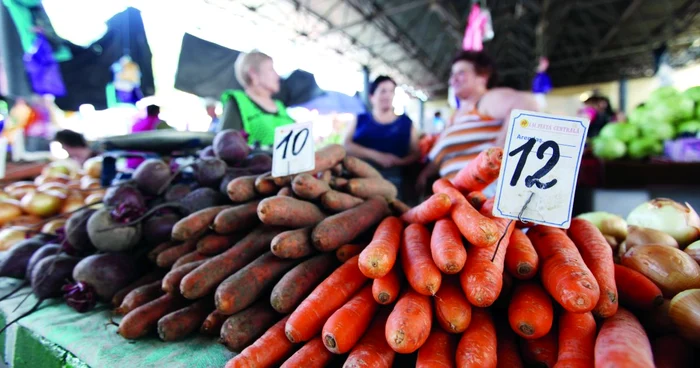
[492,109,589,229]
[272,122,315,178]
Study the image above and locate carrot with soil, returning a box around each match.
[344,313,396,368]
[254,172,278,195]
[224,316,294,368]
[372,266,401,305]
[452,147,503,193]
[270,227,315,259]
[594,308,654,368]
[157,298,213,341]
[358,216,403,278]
[323,284,378,353]
[200,310,228,335]
[285,255,368,343]
[292,173,332,200]
[320,190,364,212]
[280,336,334,368]
[171,205,229,240]
[347,178,398,199]
[456,308,497,368]
[434,276,472,333]
[431,218,467,274]
[195,233,242,256]
[508,282,553,339]
[389,198,412,215]
[227,175,258,203]
[112,270,164,307]
[400,193,452,224]
[401,223,442,296]
[211,200,261,234]
[148,241,175,263]
[343,155,382,178]
[614,264,664,310]
[336,243,365,263]
[527,225,600,313]
[172,251,208,268]
[277,186,293,197]
[505,229,539,280]
[465,191,487,211]
[270,253,337,314]
[416,328,456,368]
[156,239,197,268]
[180,225,284,299]
[215,252,298,315]
[385,290,433,353]
[162,260,206,294]
[219,300,280,351]
[117,293,188,339]
[312,196,390,252]
[114,280,165,315]
[257,196,326,228]
[310,144,346,175]
[554,311,596,368]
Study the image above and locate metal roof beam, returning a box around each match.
[320,0,429,35]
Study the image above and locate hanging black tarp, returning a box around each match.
[53,7,155,111]
[0,3,32,98]
[174,33,323,106]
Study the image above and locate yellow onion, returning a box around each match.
[604,234,619,252]
[669,289,700,345]
[41,219,67,235]
[37,182,71,197]
[83,156,103,179]
[627,198,700,247]
[80,176,101,190]
[0,228,29,251]
[20,191,65,217]
[0,190,11,201]
[577,211,628,241]
[5,181,35,193]
[684,240,700,265]
[622,244,700,297]
[0,199,23,226]
[4,215,43,227]
[61,192,86,214]
[626,225,678,249]
[84,192,105,208]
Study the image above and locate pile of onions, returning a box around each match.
[627,198,700,247]
[621,245,700,297]
[669,289,700,345]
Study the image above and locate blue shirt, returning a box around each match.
[352,113,412,158]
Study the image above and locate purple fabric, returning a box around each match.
[532,72,552,94]
[116,87,143,104]
[126,116,160,169]
[23,34,66,96]
[665,138,700,162]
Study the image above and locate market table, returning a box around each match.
[0,279,234,368]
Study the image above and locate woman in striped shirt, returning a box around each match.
[417,51,539,194]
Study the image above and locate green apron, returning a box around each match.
[222,90,294,146]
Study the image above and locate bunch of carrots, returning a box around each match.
[224,147,683,368]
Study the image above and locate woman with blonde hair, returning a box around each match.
[218,50,294,147]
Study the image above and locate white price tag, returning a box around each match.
[0,138,7,179]
[493,110,589,229]
[272,122,315,178]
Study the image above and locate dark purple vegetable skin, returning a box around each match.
[244,153,272,174]
[194,158,227,187]
[31,255,81,299]
[0,237,45,279]
[164,184,191,202]
[65,209,96,252]
[26,243,62,278]
[179,187,227,214]
[103,184,146,209]
[133,159,172,195]
[213,129,250,165]
[143,213,180,245]
[199,145,215,159]
[72,253,138,301]
[87,208,142,252]
[219,168,252,195]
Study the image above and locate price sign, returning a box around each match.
[492,110,589,229]
[272,122,315,177]
[0,138,7,179]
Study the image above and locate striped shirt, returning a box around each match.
[427,108,502,179]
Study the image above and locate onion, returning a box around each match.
[82,156,103,179]
[0,228,29,251]
[669,289,700,345]
[603,234,619,251]
[0,199,23,226]
[577,211,628,241]
[622,245,700,297]
[41,219,67,235]
[684,240,700,265]
[20,191,65,217]
[627,198,700,247]
[626,225,678,249]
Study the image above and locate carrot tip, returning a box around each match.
[517,264,532,275]
[378,292,390,304]
[324,335,337,349]
[518,323,534,336]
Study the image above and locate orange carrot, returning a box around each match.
[312,196,390,252]
[480,197,495,217]
[430,218,467,274]
[224,316,294,368]
[508,282,553,339]
[211,200,261,235]
[336,243,365,263]
[505,229,539,280]
[400,193,452,224]
[372,266,401,305]
[452,147,503,193]
[322,284,378,354]
[385,290,432,353]
[227,175,258,203]
[389,198,412,216]
[434,276,472,334]
[496,322,524,368]
[280,336,334,368]
[465,191,487,211]
[460,207,514,307]
[527,225,600,313]
[568,218,618,318]
[614,264,664,310]
[200,310,228,335]
[358,216,403,279]
[594,308,654,368]
[554,311,596,368]
[171,206,229,241]
[344,313,395,368]
[285,255,368,343]
[416,328,457,368]
[401,224,442,296]
[270,253,337,314]
[521,329,559,368]
[432,178,499,248]
[456,308,497,368]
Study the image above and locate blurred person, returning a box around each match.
[131,104,169,133]
[53,129,98,164]
[417,51,539,194]
[219,50,294,147]
[344,76,420,195]
[205,99,220,132]
[580,96,616,138]
[432,111,445,132]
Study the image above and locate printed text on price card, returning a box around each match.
[272,122,315,177]
[492,110,589,229]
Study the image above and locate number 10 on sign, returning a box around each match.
[272,122,315,177]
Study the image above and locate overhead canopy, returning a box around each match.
[222,0,699,96]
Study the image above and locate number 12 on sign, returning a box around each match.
[272,122,315,177]
[493,110,589,229]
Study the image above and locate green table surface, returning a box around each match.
[0,278,234,368]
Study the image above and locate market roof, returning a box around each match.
[216,0,699,97]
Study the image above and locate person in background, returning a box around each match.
[433,111,445,133]
[580,95,617,138]
[205,100,220,132]
[417,51,539,194]
[53,129,97,165]
[219,50,294,147]
[344,75,421,196]
[132,105,169,133]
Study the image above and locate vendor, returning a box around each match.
[218,50,294,147]
[53,130,99,165]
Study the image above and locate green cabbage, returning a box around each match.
[592,137,626,160]
[683,86,700,102]
[639,121,675,140]
[627,138,663,159]
[646,95,695,124]
[628,106,648,126]
[648,86,680,103]
[599,123,639,142]
[678,120,700,134]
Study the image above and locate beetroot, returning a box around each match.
[143,213,180,245]
[26,243,62,278]
[0,237,44,279]
[103,184,146,209]
[199,145,215,159]
[244,153,272,174]
[214,129,249,165]
[87,208,142,252]
[194,157,227,187]
[164,184,191,202]
[65,208,96,252]
[180,187,226,214]
[133,159,171,195]
[71,253,137,302]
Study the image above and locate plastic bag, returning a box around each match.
[23,34,66,96]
